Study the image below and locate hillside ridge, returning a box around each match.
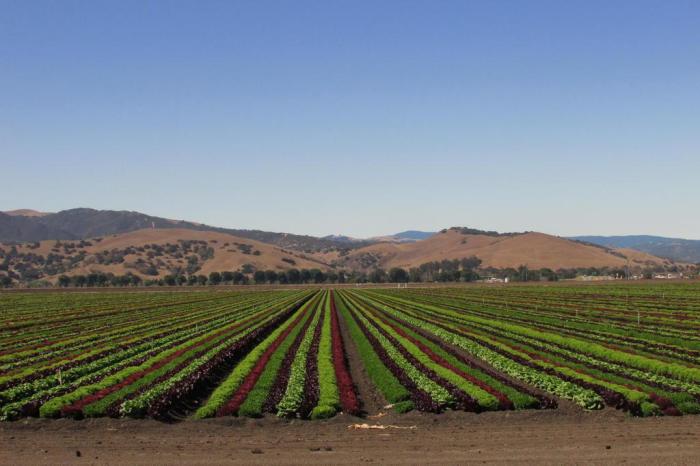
[0,208,365,253]
[0,208,692,286]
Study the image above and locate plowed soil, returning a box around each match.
[2,409,698,465]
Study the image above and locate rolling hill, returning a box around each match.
[0,228,331,283]
[1,208,689,285]
[332,228,676,271]
[0,208,363,253]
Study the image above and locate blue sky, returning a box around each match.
[2,1,699,238]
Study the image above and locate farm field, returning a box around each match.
[2,283,700,423]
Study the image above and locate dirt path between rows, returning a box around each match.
[1,409,698,465]
[337,296,386,414]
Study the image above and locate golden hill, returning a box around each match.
[332,229,675,270]
[1,228,330,281]
[1,227,681,285]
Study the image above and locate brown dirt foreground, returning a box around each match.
[1,409,699,465]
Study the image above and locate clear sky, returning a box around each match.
[2,1,699,239]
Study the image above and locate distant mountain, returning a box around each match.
[367,230,437,243]
[391,230,436,241]
[571,235,700,263]
[0,208,363,253]
[321,234,369,244]
[3,209,50,217]
[0,208,206,242]
[0,212,72,243]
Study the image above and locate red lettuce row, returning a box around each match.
[110,298,312,419]
[2,298,284,416]
[0,295,288,391]
[373,307,513,410]
[399,296,689,415]
[55,304,283,417]
[376,304,556,409]
[262,307,317,414]
[144,305,302,420]
[297,307,324,418]
[351,301,479,412]
[0,293,276,373]
[341,295,441,412]
[216,304,312,416]
[330,292,360,415]
[418,312,632,412]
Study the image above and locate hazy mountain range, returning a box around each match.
[0,208,367,253]
[571,235,700,264]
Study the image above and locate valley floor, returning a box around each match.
[1,408,699,465]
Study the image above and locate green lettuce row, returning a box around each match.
[469,319,700,398]
[119,293,314,418]
[276,295,325,417]
[2,292,235,334]
[360,295,603,410]
[38,304,284,418]
[389,290,700,364]
[311,292,340,419]
[0,298,281,405]
[2,325,198,409]
[382,297,645,410]
[383,293,700,404]
[0,293,292,382]
[0,292,276,366]
[352,297,499,410]
[236,302,316,418]
[374,289,700,350]
[334,294,412,410]
[1,337,184,421]
[373,293,700,384]
[390,316,539,409]
[82,316,271,418]
[342,294,452,406]
[351,293,538,410]
[461,324,700,413]
[192,293,318,419]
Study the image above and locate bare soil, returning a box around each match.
[338,301,386,414]
[1,409,698,465]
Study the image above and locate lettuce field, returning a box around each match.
[1,283,699,421]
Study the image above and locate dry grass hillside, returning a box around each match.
[333,229,675,270]
[0,228,330,282]
[1,226,681,285]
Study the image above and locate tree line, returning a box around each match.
[1,254,696,288]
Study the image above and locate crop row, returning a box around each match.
[1,283,699,421]
[356,288,700,416]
